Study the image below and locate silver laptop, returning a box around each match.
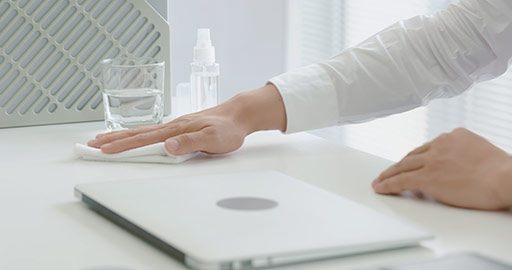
[74,170,432,270]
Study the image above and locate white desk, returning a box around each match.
[1,122,511,270]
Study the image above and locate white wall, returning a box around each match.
[169,0,286,101]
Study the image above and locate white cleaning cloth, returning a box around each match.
[74,142,199,164]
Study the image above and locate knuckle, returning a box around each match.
[102,134,118,143]
[155,126,170,135]
[164,124,181,134]
[179,134,194,145]
[104,132,116,139]
[101,134,113,142]
[380,166,396,179]
[127,128,140,136]
[436,133,450,142]
[452,127,467,133]
[198,128,219,144]
[134,133,150,143]
[203,127,218,137]
[394,160,405,171]
[434,133,455,146]
[176,116,193,124]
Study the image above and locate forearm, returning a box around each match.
[495,156,512,209]
[226,84,287,135]
[269,0,512,134]
[323,0,512,119]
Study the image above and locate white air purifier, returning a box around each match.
[0,0,171,128]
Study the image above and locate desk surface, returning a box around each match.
[1,122,511,270]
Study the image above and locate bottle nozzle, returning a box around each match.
[193,28,215,64]
[196,29,212,47]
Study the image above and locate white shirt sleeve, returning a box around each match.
[269,0,512,134]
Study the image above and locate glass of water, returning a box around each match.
[101,58,164,130]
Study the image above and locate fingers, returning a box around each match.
[371,143,430,195]
[165,130,209,155]
[100,127,180,154]
[372,143,429,187]
[406,142,430,157]
[88,124,163,148]
[373,155,425,186]
[373,171,422,194]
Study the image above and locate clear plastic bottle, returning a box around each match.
[190,29,220,111]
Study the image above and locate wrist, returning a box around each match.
[226,84,287,135]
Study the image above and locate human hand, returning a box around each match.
[88,106,247,156]
[372,128,512,210]
[87,84,286,155]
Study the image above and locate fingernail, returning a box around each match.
[166,139,179,152]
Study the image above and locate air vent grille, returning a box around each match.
[0,0,171,127]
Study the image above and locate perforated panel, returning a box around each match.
[0,0,171,128]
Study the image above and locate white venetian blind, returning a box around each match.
[288,0,512,161]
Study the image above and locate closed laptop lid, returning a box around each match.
[75,170,432,270]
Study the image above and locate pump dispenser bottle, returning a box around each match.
[191,29,219,111]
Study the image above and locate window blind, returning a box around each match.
[289,0,512,161]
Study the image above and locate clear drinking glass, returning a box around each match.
[101,58,164,130]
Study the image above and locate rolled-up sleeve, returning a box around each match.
[270,0,512,134]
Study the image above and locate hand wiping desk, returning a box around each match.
[74,142,199,164]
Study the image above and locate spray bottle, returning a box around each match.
[190,28,220,111]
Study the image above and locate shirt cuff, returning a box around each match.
[268,64,339,134]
